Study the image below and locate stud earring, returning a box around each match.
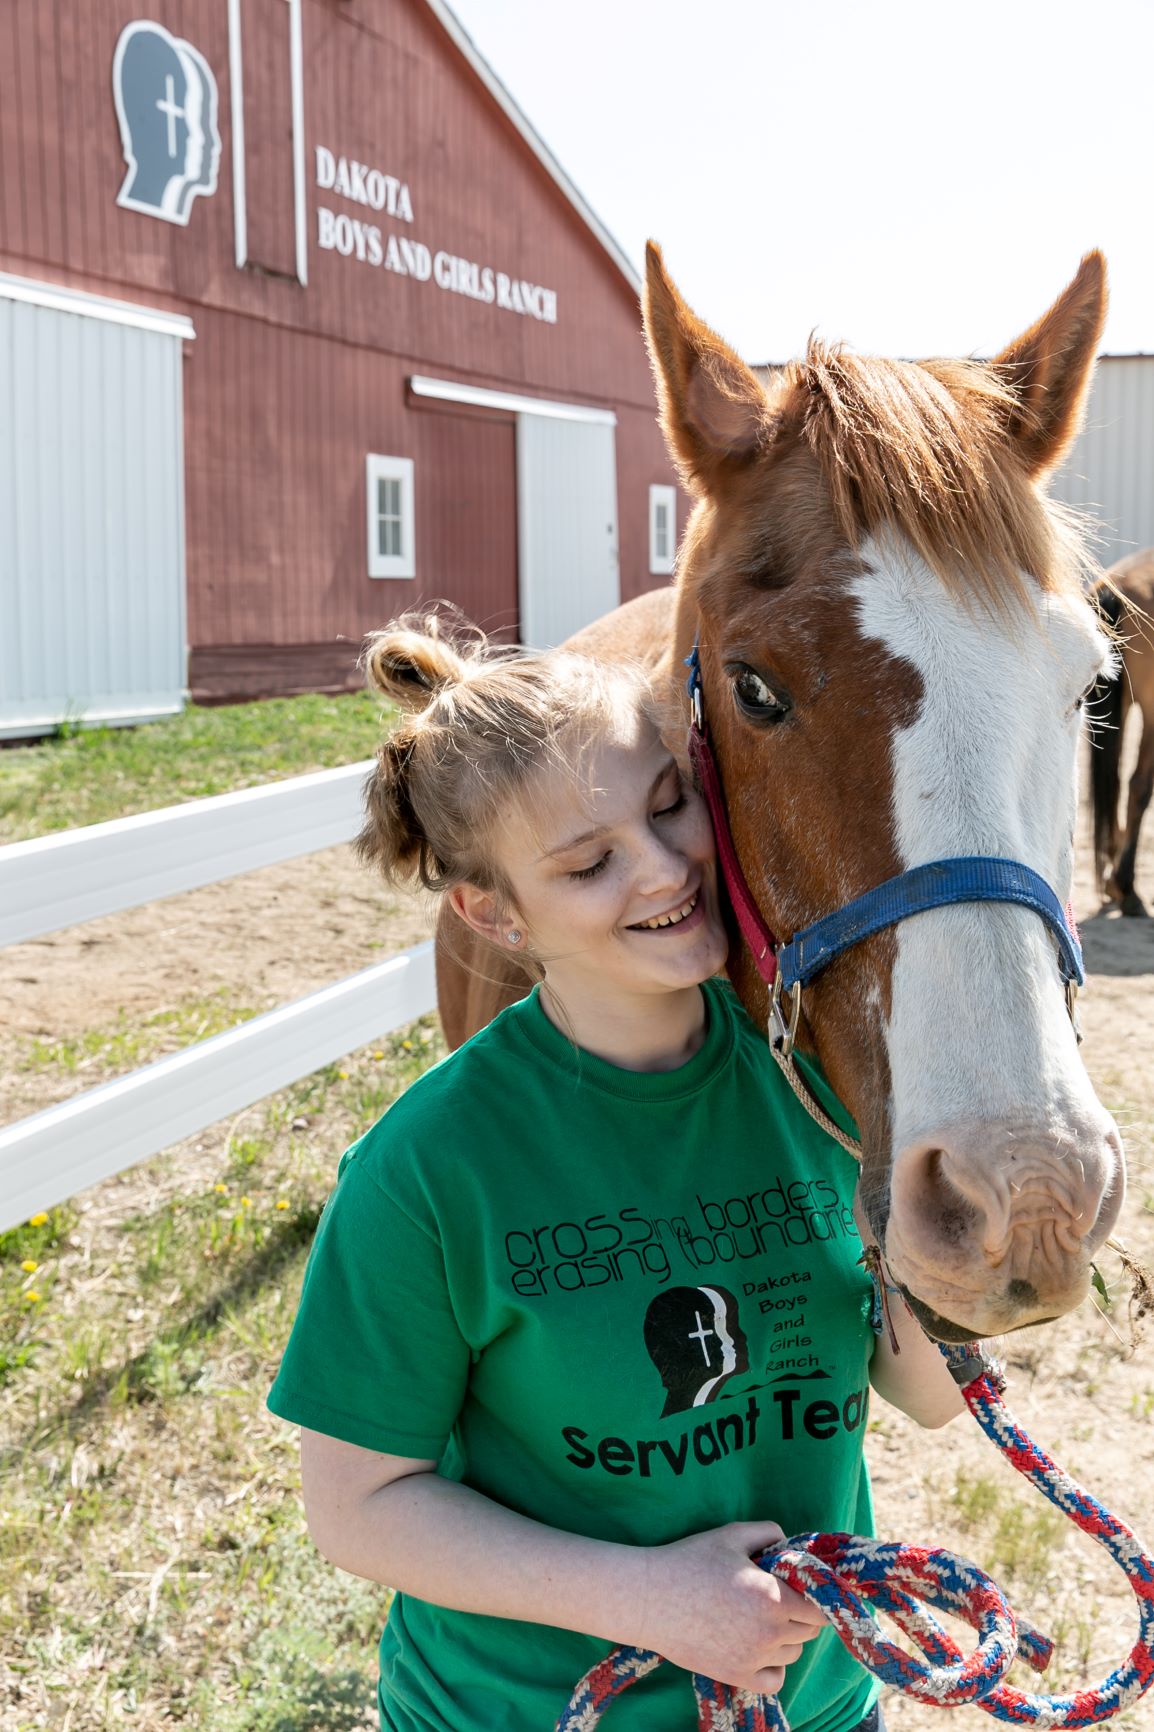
[506,929,523,945]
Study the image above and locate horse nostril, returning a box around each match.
[922,1147,984,1248]
[889,1137,1012,1265]
[1005,1278,1039,1307]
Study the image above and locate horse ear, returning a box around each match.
[644,241,773,493]
[992,251,1107,477]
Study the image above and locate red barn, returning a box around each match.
[0,0,683,734]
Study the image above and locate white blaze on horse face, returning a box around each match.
[851,536,1123,1320]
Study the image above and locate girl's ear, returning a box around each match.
[448,883,515,948]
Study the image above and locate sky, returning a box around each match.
[446,0,1154,363]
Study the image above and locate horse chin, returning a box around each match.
[898,1286,1062,1344]
[896,1291,984,1344]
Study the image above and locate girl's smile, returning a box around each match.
[626,887,703,933]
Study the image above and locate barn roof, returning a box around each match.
[424,0,641,297]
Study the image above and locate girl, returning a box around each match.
[268,620,963,1732]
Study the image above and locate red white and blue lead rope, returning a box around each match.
[556,1347,1154,1731]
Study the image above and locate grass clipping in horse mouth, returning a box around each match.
[1099,1237,1154,1343]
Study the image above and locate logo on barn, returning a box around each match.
[112,20,221,225]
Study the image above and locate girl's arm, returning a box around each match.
[866,1282,969,1428]
[300,1427,826,1698]
[853,1199,968,1429]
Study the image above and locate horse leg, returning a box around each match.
[1114,713,1153,916]
[1097,679,1132,904]
[434,903,534,1049]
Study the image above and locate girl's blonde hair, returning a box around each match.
[356,614,655,903]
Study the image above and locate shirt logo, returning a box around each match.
[113,20,222,225]
[643,1284,749,1415]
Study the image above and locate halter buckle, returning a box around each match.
[770,968,803,1059]
[1066,976,1083,1045]
[684,643,705,734]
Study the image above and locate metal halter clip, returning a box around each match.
[941,1340,1007,1393]
[685,643,705,733]
[770,969,802,1059]
[1066,976,1083,1045]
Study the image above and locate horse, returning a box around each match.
[434,244,1126,1344]
[1090,551,1154,915]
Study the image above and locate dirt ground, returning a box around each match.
[0,853,435,1124]
[2,730,1153,1730]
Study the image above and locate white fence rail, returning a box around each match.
[0,946,436,1234]
[0,764,438,1234]
[0,759,375,946]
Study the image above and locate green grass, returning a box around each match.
[947,1467,1067,1583]
[0,691,393,843]
[0,1014,444,1732]
[25,990,265,1078]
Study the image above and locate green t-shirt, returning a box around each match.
[268,980,879,1732]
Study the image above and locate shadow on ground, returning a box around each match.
[1076,906,1154,978]
[14,1204,321,1448]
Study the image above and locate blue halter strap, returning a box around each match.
[777,857,1084,994]
[685,639,1084,1001]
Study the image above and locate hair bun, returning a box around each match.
[362,615,469,710]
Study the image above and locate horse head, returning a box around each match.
[644,244,1125,1341]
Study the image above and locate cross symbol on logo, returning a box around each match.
[155,74,186,158]
[687,1310,716,1366]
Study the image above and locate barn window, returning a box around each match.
[649,484,677,575]
[366,454,416,579]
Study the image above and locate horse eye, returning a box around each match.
[1073,678,1099,715]
[730,664,790,721]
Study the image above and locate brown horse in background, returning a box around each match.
[435,245,1125,1343]
[1091,551,1154,915]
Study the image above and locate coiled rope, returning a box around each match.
[556,1347,1154,1731]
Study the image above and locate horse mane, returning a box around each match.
[775,340,1094,609]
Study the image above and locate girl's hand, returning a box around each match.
[636,1520,826,1696]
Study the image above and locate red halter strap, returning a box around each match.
[687,715,779,988]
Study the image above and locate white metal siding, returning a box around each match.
[0,286,188,736]
[1050,356,1154,568]
[516,415,620,649]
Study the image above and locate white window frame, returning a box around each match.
[649,483,677,576]
[366,454,416,580]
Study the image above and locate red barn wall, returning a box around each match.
[1,0,687,699]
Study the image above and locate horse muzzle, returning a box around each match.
[881,1118,1127,1338]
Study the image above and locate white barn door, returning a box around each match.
[516,414,619,649]
[0,276,191,738]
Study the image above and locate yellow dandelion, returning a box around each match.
[213,1183,228,1194]
[28,1212,49,1227]
[24,1290,41,1304]
[373,1051,384,1060]
[21,1260,39,1274]
[239,1196,253,1209]
[402,1040,413,1051]
[275,1200,289,1211]
[338,1070,349,1080]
